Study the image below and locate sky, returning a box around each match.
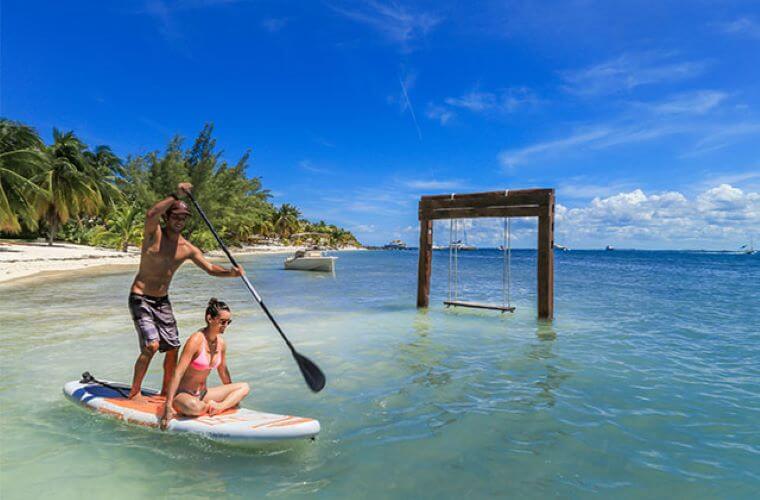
[2,0,759,249]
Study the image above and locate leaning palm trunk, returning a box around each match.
[47,207,59,246]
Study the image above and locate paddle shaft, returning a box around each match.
[185,191,297,354]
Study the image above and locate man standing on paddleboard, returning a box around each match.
[128,182,243,401]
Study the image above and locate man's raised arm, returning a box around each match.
[144,182,194,237]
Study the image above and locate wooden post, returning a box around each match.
[537,192,555,319]
[417,219,433,308]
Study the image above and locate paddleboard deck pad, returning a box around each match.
[63,380,320,443]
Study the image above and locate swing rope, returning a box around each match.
[502,217,511,308]
[446,216,514,313]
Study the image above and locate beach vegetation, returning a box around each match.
[0,120,49,233]
[33,129,121,245]
[0,119,361,250]
[90,204,145,252]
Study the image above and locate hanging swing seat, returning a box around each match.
[444,214,516,314]
[443,300,515,312]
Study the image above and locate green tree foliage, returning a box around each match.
[273,203,301,239]
[90,204,144,252]
[1,119,361,250]
[0,120,48,232]
[32,129,123,245]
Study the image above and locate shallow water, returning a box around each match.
[1,250,758,498]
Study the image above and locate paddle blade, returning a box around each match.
[294,352,326,392]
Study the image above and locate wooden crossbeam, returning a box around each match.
[421,188,553,202]
[419,205,540,221]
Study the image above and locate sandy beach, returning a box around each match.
[0,240,361,285]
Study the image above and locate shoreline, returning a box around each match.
[0,241,364,286]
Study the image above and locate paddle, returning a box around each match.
[185,190,326,393]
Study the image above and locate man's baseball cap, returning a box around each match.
[167,200,191,216]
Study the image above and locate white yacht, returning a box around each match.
[284,249,337,272]
[383,239,408,250]
[740,239,757,255]
[451,240,476,251]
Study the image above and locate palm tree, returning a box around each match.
[91,203,144,252]
[272,203,301,240]
[0,120,48,233]
[32,130,104,245]
[85,145,124,212]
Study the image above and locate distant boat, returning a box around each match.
[553,243,570,251]
[383,239,408,250]
[284,249,337,272]
[451,240,476,251]
[605,245,615,251]
[451,225,476,250]
[740,239,757,255]
[432,245,446,250]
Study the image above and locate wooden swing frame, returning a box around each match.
[416,189,555,319]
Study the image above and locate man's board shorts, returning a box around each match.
[128,293,180,352]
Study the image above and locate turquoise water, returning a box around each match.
[1,250,758,498]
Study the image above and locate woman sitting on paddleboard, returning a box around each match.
[161,298,249,430]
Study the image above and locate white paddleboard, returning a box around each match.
[63,380,320,444]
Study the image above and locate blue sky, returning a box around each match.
[2,0,759,249]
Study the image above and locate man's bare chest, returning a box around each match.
[144,239,187,268]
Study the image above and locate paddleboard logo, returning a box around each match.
[192,414,249,426]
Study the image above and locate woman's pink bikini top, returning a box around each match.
[190,335,221,371]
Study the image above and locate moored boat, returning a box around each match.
[383,239,408,250]
[284,250,337,272]
[740,239,757,255]
[451,240,476,251]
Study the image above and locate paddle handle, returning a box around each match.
[185,191,296,354]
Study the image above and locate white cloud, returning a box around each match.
[404,179,464,190]
[558,180,637,200]
[684,122,760,157]
[498,115,759,168]
[499,128,611,168]
[426,104,455,125]
[718,17,760,39]
[298,160,333,174]
[445,91,497,112]
[561,52,707,96]
[330,0,441,50]
[646,91,728,115]
[697,170,760,192]
[555,184,760,246]
[140,0,241,48]
[428,86,539,125]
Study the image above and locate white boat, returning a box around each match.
[451,240,476,251]
[740,239,757,255]
[553,243,570,251]
[383,239,408,250]
[605,245,615,251]
[284,250,337,272]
